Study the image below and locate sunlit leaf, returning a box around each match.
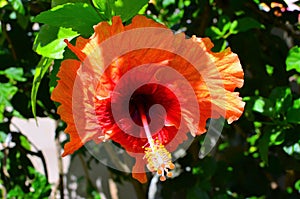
[48,60,61,94]
[0,67,26,82]
[33,25,78,59]
[28,167,52,197]
[0,84,17,104]
[31,57,54,119]
[270,130,284,145]
[0,0,8,8]
[265,64,274,76]
[33,3,104,37]
[7,186,25,198]
[247,134,260,146]
[52,0,89,7]
[295,179,300,191]
[252,97,274,116]
[269,87,292,114]
[283,143,300,157]
[162,0,175,8]
[111,0,149,21]
[205,26,223,39]
[0,131,7,143]
[0,82,18,122]
[92,0,148,22]
[20,135,31,150]
[293,98,300,109]
[8,0,25,15]
[286,46,300,73]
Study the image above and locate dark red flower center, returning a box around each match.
[128,83,180,136]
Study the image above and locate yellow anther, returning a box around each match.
[157,168,163,175]
[160,176,166,181]
[167,172,173,177]
[144,139,175,181]
[169,163,175,169]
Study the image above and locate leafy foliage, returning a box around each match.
[286,46,300,73]
[33,3,105,37]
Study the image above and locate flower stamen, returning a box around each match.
[138,104,175,181]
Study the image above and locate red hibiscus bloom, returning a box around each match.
[51,15,245,183]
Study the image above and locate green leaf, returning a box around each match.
[20,135,31,150]
[92,0,112,19]
[0,67,26,82]
[28,167,52,197]
[295,179,300,191]
[111,0,149,21]
[286,108,300,124]
[265,64,274,76]
[8,0,25,15]
[166,9,184,25]
[31,57,54,119]
[293,98,300,109]
[33,25,79,59]
[252,97,274,116]
[258,130,271,165]
[138,3,148,14]
[286,46,300,73]
[17,14,29,30]
[0,83,18,106]
[92,191,102,199]
[0,82,18,122]
[284,143,300,157]
[214,39,227,51]
[269,130,284,146]
[49,60,61,94]
[269,87,292,114]
[93,0,149,22]
[222,21,232,34]
[0,131,6,143]
[162,0,175,8]
[231,17,264,33]
[33,3,104,37]
[7,186,25,198]
[0,0,8,8]
[205,26,223,39]
[184,0,191,7]
[52,0,89,7]
[229,20,238,34]
[92,0,106,11]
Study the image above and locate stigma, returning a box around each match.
[137,102,175,181]
[143,139,175,181]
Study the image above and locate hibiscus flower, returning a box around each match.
[51,15,245,183]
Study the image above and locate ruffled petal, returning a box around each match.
[194,36,244,90]
[81,16,125,56]
[51,60,82,156]
[130,154,148,183]
[125,15,166,30]
[193,37,245,124]
[51,60,100,156]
